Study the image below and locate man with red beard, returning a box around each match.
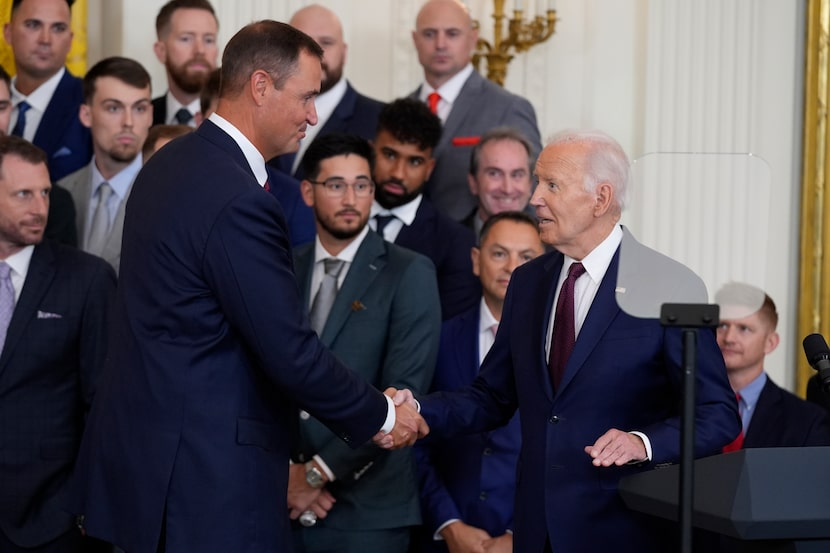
[59,57,153,273]
[369,98,480,320]
[151,0,218,127]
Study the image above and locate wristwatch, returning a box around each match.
[305,461,325,489]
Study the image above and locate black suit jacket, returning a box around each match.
[0,240,115,548]
[269,81,384,180]
[744,376,830,447]
[394,197,480,320]
[151,95,167,126]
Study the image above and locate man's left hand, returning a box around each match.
[584,428,647,466]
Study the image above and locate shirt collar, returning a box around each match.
[314,225,370,262]
[419,63,474,105]
[3,244,34,279]
[370,194,423,226]
[562,225,623,286]
[89,154,144,200]
[11,67,65,112]
[736,371,767,411]
[478,296,499,334]
[208,113,268,186]
[165,92,200,123]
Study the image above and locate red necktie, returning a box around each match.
[427,92,441,115]
[722,393,744,452]
[548,262,586,389]
[263,180,271,192]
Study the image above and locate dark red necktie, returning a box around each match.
[722,393,744,452]
[263,180,271,192]
[549,262,586,389]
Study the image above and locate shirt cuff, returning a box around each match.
[434,519,461,541]
[629,431,652,462]
[312,455,336,482]
[380,394,396,434]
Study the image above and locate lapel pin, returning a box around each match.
[351,300,366,312]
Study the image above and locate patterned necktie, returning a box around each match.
[0,262,15,355]
[174,108,193,125]
[86,182,113,256]
[427,92,441,115]
[548,262,586,389]
[263,180,271,193]
[11,101,30,137]
[309,258,346,334]
[722,393,745,452]
[374,214,396,239]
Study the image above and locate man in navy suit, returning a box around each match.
[151,0,218,126]
[69,21,426,553]
[269,4,385,181]
[392,129,740,552]
[291,133,440,552]
[714,282,830,449]
[0,136,115,553]
[369,98,479,320]
[3,0,91,181]
[410,0,541,222]
[415,211,544,553]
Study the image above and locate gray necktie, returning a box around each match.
[0,262,15,354]
[86,182,113,256]
[309,258,345,334]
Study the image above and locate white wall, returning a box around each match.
[86,0,805,387]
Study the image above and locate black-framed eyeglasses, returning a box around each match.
[309,177,375,198]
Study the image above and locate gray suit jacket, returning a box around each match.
[292,230,441,533]
[58,163,133,273]
[411,70,542,221]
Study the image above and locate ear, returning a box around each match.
[78,103,92,129]
[424,156,437,181]
[468,171,479,195]
[153,41,166,64]
[471,246,481,277]
[764,331,780,355]
[250,70,271,105]
[3,23,11,46]
[593,182,614,217]
[300,179,315,208]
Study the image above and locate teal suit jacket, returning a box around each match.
[292,230,441,532]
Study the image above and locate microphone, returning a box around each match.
[803,333,830,392]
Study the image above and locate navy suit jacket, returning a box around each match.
[268,81,384,181]
[0,241,115,548]
[266,167,315,247]
[292,231,440,532]
[32,70,92,182]
[411,70,541,221]
[394,197,480,320]
[744,377,830,447]
[415,305,521,552]
[418,230,740,553]
[69,120,390,553]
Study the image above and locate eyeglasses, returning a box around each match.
[309,177,375,198]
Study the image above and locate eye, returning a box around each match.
[409,158,424,167]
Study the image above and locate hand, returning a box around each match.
[441,520,491,553]
[391,387,416,409]
[482,532,512,553]
[373,388,430,449]
[290,489,336,521]
[287,463,323,515]
[584,428,647,467]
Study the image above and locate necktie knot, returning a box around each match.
[0,262,11,280]
[427,92,441,115]
[566,262,586,281]
[174,108,193,125]
[323,258,345,278]
[374,214,396,237]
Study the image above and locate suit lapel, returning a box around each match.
[293,244,315,308]
[438,72,480,153]
[0,243,55,374]
[743,379,779,446]
[535,253,563,400]
[62,164,92,240]
[456,307,481,384]
[320,232,386,345]
[33,70,77,154]
[319,84,357,134]
[102,180,135,265]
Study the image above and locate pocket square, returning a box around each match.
[451,136,480,147]
[37,310,63,319]
[52,146,72,158]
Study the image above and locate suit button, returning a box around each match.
[549,415,560,424]
[483,447,492,456]
[479,492,487,501]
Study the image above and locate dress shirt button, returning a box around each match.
[479,491,487,501]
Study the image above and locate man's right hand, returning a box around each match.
[441,520,492,553]
[372,387,429,449]
[287,463,322,517]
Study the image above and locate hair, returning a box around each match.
[469,126,533,176]
[200,67,221,115]
[156,0,216,38]
[546,129,630,212]
[715,282,778,330]
[0,66,10,89]
[220,20,322,98]
[12,0,73,14]
[0,135,47,177]
[142,124,193,160]
[301,133,374,182]
[478,210,539,244]
[83,57,152,104]
[376,98,442,152]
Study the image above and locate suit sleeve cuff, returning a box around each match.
[312,455,336,482]
[380,394,396,434]
[629,431,652,462]
[434,519,461,541]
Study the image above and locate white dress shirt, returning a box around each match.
[9,67,65,140]
[3,245,35,302]
[369,195,423,243]
[417,63,474,123]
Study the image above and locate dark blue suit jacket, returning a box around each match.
[69,120,390,553]
[32,70,92,182]
[415,305,520,552]
[419,233,740,553]
[0,241,114,548]
[394,197,480,320]
[266,167,315,246]
[744,377,830,447]
[268,81,384,181]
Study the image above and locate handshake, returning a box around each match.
[372,387,428,449]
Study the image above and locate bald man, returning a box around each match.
[269,4,385,181]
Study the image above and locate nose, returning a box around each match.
[307,102,318,127]
[529,185,544,206]
[34,190,49,217]
[435,30,447,50]
[506,253,522,274]
[341,184,357,205]
[38,26,51,44]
